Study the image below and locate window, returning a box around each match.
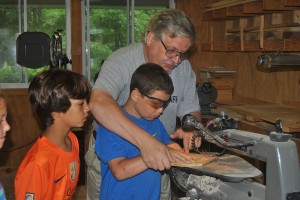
[87,6,164,81]
[0,0,170,87]
[0,0,66,87]
[0,1,21,84]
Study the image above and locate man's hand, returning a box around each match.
[170,128,201,153]
[139,138,172,171]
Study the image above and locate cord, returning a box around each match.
[0,136,39,153]
[169,168,188,192]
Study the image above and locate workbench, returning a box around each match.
[210,103,300,160]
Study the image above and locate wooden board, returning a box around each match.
[177,154,263,182]
[204,0,257,12]
[264,0,299,10]
[226,23,300,33]
[171,153,217,167]
[229,104,300,132]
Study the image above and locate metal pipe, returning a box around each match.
[257,53,300,68]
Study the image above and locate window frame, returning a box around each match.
[0,0,174,87]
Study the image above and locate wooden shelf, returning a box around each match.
[204,0,300,13]
[201,39,300,52]
[201,0,300,52]
[263,0,300,10]
[244,1,274,14]
[204,0,257,12]
[226,23,300,33]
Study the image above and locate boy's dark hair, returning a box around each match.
[130,63,174,95]
[28,69,91,127]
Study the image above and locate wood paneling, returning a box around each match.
[71,0,82,74]
[264,0,299,10]
[0,89,42,199]
[0,89,42,168]
[177,0,300,109]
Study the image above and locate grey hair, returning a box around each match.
[142,9,196,45]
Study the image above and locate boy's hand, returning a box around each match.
[167,142,184,151]
[167,145,194,164]
[170,128,201,153]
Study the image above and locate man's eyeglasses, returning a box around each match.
[160,40,190,60]
[140,90,171,109]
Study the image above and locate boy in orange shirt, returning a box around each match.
[14,69,91,200]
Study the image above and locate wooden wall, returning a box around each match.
[0,89,42,198]
[176,0,300,108]
[0,89,42,167]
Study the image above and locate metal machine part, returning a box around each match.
[16,30,71,69]
[182,114,255,149]
[205,112,238,132]
[256,53,300,69]
[185,113,238,149]
[50,30,63,67]
[16,32,50,68]
[196,82,217,114]
[171,168,266,200]
[172,115,300,200]
[50,30,71,68]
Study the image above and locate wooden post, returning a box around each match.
[210,26,214,51]
[71,0,82,74]
[259,15,264,49]
[240,22,245,51]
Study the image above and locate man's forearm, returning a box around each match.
[90,89,171,170]
[90,89,155,148]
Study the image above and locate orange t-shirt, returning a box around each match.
[14,132,80,200]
